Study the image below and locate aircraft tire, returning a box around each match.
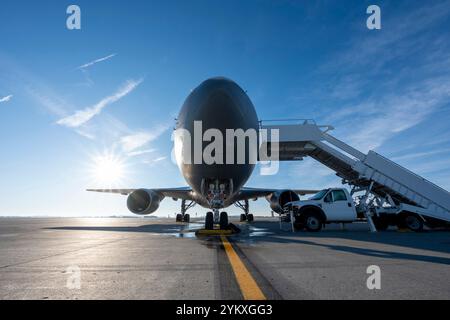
[220,212,229,229]
[205,212,214,230]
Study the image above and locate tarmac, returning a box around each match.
[0,217,449,300]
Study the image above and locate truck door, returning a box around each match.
[322,189,355,221]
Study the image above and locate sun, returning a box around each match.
[89,152,126,186]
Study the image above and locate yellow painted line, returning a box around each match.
[220,235,266,300]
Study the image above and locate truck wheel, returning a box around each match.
[303,212,323,232]
[372,216,389,231]
[403,213,424,232]
[293,221,304,231]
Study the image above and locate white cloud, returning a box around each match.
[77,54,116,70]
[313,3,450,153]
[0,94,13,103]
[332,78,450,152]
[27,88,69,117]
[289,158,339,189]
[57,79,143,128]
[126,148,156,157]
[321,2,450,73]
[75,129,96,140]
[120,125,168,153]
[143,156,168,166]
[120,132,155,153]
[391,148,450,162]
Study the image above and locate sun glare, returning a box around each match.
[90,152,126,186]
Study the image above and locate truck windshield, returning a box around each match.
[308,189,329,200]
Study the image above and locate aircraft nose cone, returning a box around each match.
[178,77,258,131]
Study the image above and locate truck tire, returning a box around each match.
[303,211,323,232]
[402,213,424,232]
[293,221,304,231]
[372,216,389,231]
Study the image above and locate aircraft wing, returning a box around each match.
[235,187,319,201]
[86,187,194,200]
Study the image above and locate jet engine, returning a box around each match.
[266,190,300,213]
[127,189,164,215]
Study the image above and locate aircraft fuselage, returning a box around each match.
[175,77,259,208]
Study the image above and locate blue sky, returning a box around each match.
[1,0,450,216]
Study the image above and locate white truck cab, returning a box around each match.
[285,188,358,231]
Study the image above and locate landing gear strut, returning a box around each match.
[176,199,196,223]
[235,200,254,222]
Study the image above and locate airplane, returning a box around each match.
[88,77,317,229]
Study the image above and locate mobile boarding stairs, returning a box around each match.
[259,119,450,232]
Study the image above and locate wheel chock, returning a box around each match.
[195,223,241,236]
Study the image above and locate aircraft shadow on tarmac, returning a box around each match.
[46,220,450,266]
[46,224,191,234]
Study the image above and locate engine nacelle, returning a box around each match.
[127,189,164,215]
[266,190,300,213]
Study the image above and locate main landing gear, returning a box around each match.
[175,200,196,223]
[235,200,254,222]
[204,209,229,230]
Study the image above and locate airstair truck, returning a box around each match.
[260,119,450,232]
[284,187,449,232]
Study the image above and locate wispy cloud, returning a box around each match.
[127,148,156,157]
[120,125,169,153]
[77,54,116,70]
[320,1,450,74]
[57,79,143,128]
[314,2,450,152]
[391,148,450,162]
[143,156,168,166]
[332,79,450,151]
[289,158,339,189]
[75,129,96,140]
[27,87,69,117]
[0,94,13,103]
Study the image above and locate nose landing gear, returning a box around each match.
[204,209,229,230]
